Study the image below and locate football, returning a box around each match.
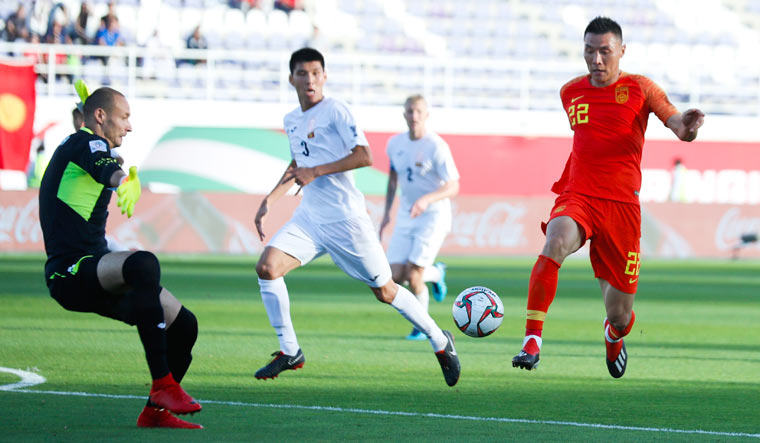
[452,286,504,337]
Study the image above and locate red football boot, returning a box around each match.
[149,373,202,414]
[137,406,203,429]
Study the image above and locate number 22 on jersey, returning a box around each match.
[567,103,589,127]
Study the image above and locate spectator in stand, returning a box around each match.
[69,3,91,44]
[186,26,207,51]
[46,2,68,40]
[274,0,302,14]
[30,0,53,39]
[101,1,118,27]
[43,18,72,82]
[96,16,123,47]
[94,16,123,66]
[185,26,207,65]
[45,15,70,45]
[4,4,31,42]
[239,0,261,13]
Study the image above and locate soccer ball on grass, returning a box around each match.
[452,286,504,337]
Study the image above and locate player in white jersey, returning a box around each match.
[252,48,460,387]
[379,95,460,340]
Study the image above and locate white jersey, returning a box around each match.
[283,97,370,224]
[386,131,459,217]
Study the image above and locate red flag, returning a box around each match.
[0,62,36,171]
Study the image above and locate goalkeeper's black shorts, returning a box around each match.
[45,252,136,325]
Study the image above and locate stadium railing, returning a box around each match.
[1,41,757,116]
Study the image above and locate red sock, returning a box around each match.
[606,311,636,359]
[523,255,561,354]
[608,311,636,340]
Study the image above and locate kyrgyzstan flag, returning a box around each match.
[0,62,36,171]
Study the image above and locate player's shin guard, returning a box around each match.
[134,286,169,380]
[166,306,198,383]
[259,277,300,356]
[522,254,561,355]
[414,286,430,312]
[124,251,169,380]
[391,285,447,351]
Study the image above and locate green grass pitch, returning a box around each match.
[1,254,758,441]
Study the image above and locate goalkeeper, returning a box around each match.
[38,84,203,429]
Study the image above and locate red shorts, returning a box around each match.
[545,192,641,294]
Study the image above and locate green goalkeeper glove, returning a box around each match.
[74,79,90,110]
[116,166,141,218]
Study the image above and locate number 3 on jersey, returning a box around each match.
[300,140,309,156]
[567,103,589,127]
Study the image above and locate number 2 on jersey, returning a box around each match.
[406,167,413,182]
[300,140,309,156]
[567,103,589,126]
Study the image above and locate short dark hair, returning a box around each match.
[82,87,123,117]
[584,16,622,41]
[289,47,324,74]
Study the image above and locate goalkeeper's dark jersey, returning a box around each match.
[39,128,122,267]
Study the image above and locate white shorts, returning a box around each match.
[268,209,392,288]
[386,211,450,268]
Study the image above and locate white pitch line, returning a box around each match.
[0,367,46,391]
[1,367,758,439]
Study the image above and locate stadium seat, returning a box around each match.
[8,0,755,115]
[265,9,291,50]
[289,10,312,41]
[135,1,160,46]
[222,9,246,50]
[200,6,225,48]
[158,5,182,50]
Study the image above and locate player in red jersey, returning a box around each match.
[512,16,704,378]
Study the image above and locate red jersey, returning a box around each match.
[553,73,678,204]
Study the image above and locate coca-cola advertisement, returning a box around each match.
[3,190,759,259]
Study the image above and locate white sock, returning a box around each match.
[422,265,441,283]
[259,277,300,356]
[391,284,447,351]
[414,286,430,312]
[605,323,622,343]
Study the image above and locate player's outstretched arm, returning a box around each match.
[379,168,398,240]
[255,160,297,240]
[667,108,705,142]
